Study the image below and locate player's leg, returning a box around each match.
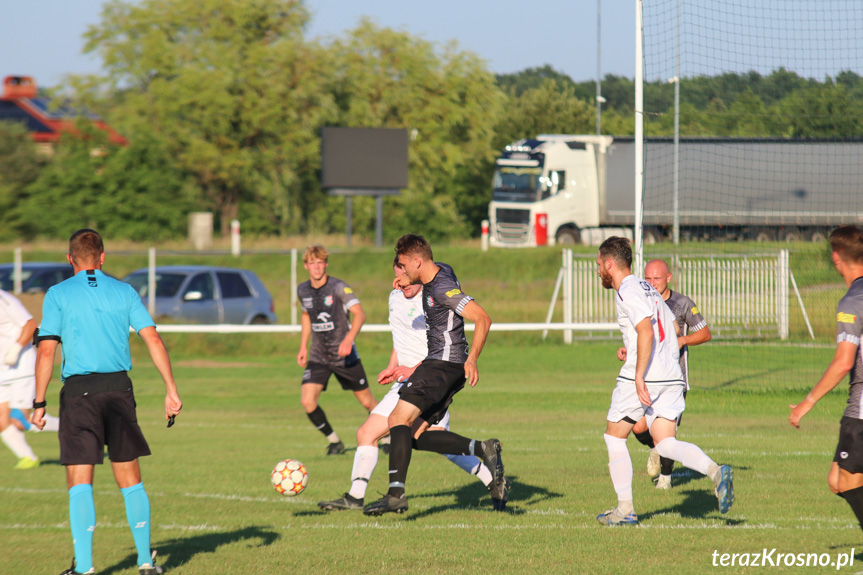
[110,459,159,571]
[353,388,377,412]
[363,399,418,515]
[598,417,638,525]
[319,412,389,510]
[301,374,343,454]
[837,469,863,532]
[0,396,39,468]
[66,464,97,574]
[429,412,495,488]
[18,375,59,432]
[632,415,661,479]
[650,412,733,513]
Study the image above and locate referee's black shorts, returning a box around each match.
[398,359,465,426]
[59,372,151,465]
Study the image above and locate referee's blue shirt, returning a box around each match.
[40,269,155,381]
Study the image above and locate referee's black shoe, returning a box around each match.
[363,493,408,516]
[326,440,346,455]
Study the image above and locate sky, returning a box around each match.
[1,1,860,90]
[0,0,632,88]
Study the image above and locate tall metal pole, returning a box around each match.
[596,0,602,135]
[672,0,681,244]
[634,0,645,275]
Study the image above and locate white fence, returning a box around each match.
[565,250,790,341]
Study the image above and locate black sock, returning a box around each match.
[306,407,334,437]
[840,485,863,531]
[387,425,412,498]
[634,429,655,448]
[660,456,674,476]
[414,430,474,456]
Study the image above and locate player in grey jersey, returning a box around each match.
[296,245,377,455]
[790,226,863,532]
[362,234,507,516]
[627,259,712,489]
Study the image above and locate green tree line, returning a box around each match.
[1,0,862,243]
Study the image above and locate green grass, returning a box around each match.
[2,337,860,574]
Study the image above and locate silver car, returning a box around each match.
[122,265,277,324]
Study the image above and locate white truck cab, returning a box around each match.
[488,134,616,247]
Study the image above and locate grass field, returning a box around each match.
[1,335,860,575]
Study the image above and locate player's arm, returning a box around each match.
[789,341,856,428]
[634,316,654,406]
[377,348,400,384]
[678,325,712,348]
[30,338,58,430]
[297,311,311,366]
[138,326,182,420]
[3,318,36,366]
[461,300,492,387]
[338,303,365,357]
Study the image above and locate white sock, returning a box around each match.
[378,435,390,446]
[444,454,493,487]
[326,432,341,444]
[348,445,378,499]
[604,434,633,507]
[655,437,715,477]
[31,414,60,432]
[1,426,37,460]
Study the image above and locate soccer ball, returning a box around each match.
[271,459,309,496]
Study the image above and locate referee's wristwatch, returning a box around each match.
[32,400,46,409]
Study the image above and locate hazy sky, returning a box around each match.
[0,0,631,87]
[1,1,860,90]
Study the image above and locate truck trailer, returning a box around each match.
[488,134,863,246]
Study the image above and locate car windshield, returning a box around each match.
[0,269,34,291]
[123,272,188,298]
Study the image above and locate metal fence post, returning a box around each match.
[13,247,22,295]
[291,248,298,325]
[148,247,156,317]
[563,248,573,344]
[778,249,789,340]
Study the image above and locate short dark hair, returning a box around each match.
[830,225,863,264]
[598,236,632,269]
[69,229,104,265]
[395,234,433,261]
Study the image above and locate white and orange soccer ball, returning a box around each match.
[271,459,309,496]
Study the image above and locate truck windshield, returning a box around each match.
[492,165,544,202]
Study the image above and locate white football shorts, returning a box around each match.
[606,378,685,428]
[0,375,36,409]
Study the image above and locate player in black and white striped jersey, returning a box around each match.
[791,225,863,532]
[628,259,712,489]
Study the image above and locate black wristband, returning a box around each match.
[32,400,46,409]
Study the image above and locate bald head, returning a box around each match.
[644,259,672,297]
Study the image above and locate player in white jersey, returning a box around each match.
[790,226,863,532]
[595,237,733,526]
[0,289,58,469]
[629,259,713,489]
[317,262,502,511]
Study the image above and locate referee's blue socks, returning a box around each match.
[121,482,152,567]
[68,484,96,573]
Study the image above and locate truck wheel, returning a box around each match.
[809,230,827,243]
[555,228,579,245]
[752,229,776,242]
[781,228,802,242]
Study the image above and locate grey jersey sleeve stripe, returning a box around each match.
[455,296,474,315]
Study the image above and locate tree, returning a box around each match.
[0,122,45,240]
[83,0,332,235]
[323,20,504,241]
[494,79,595,149]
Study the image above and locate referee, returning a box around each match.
[31,229,182,575]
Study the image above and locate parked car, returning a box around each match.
[122,266,277,324]
[0,262,74,294]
